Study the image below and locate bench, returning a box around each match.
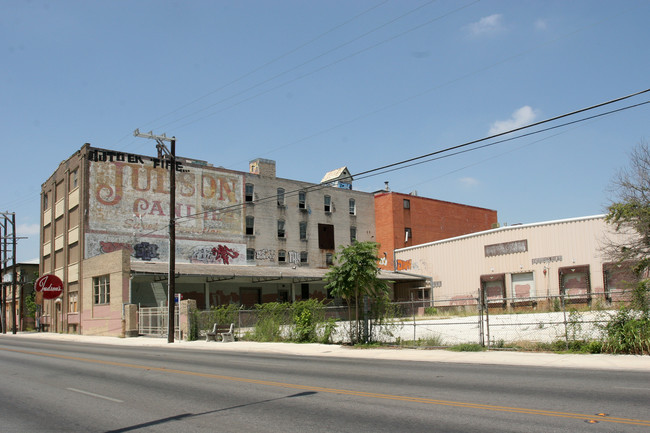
[206,323,235,342]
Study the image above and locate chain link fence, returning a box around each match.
[190,291,630,347]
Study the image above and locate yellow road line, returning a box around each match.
[3,346,649,427]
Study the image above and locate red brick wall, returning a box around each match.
[375,192,497,270]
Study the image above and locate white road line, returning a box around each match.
[66,388,124,403]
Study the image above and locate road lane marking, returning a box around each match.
[3,346,650,427]
[67,387,124,403]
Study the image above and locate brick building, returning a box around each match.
[39,143,421,336]
[374,190,498,278]
[1,260,39,332]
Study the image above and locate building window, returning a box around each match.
[403,199,410,209]
[405,227,412,243]
[324,195,332,213]
[277,219,286,238]
[43,193,49,209]
[246,248,255,261]
[245,183,254,202]
[70,169,78,190]
[277,188,285,206]
[299,221,307,240]
[246,216,255,235]
[298,191,306,209]
[326,253,333,266]
[350,226,357,243]
[300,251,308,264]
[69,292,78,313]
[93,275,110,305]
[349,198,356,215]
[278,250,286,263]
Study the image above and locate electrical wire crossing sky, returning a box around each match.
[1,0,649,261]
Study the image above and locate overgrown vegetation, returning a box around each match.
[601,141,650,354]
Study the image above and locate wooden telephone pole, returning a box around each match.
[133,130,177,343]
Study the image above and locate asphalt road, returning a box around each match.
[1,337,649,432]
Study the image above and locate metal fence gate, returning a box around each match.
[138,306,180,339]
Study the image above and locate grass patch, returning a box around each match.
[448,343,485,352]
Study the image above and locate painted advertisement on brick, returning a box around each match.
[87,154,243,246]
[85,233,246,265]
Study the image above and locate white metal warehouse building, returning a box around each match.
[394,215,637,307]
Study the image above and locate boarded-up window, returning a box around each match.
[68,206,80,229]
[318,224,334,250]
[55,250,64,270]
[43,254,52,271]
[511,272,535,298]
[68,242,80,263]
[55,216,65,237]
[240,288,261,307]
[481,274,505,306]
[55,181,65,202]
[559,265,590,301]
[603,263,636,302]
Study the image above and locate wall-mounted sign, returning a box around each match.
[35,274,64,300]
[531,255,563,265]
[484,240,528,257]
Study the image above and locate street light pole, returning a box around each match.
[133,130,177,343]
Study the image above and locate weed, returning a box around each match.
[449,343,485,352]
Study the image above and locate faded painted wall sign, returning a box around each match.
[484,239,528,257]
[87,158,244,261]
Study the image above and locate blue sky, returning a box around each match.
[2,0,649,262]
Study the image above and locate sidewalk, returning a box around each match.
[4,331,650,372]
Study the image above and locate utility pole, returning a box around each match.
[133,130,177,343]
[1,218,5,334]
[0,212,21,334]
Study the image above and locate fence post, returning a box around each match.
[410,293,416,345]
[485,289,491,350]
[478,289,484,346]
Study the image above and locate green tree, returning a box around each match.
[602,141,650,354]
[324,241,390,344]
[605,140,650,309]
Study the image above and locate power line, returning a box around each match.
[144,0,395,130]
[161,1,478,133]
[355,99,650,183]
[136,88,649,239]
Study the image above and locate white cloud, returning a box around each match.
[17,223,40,236]
[459,177,479,188]
[465,14,504,36]
[534,19,547,30]
[489,106,539,135]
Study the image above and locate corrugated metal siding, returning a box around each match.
[395,216,620,302]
